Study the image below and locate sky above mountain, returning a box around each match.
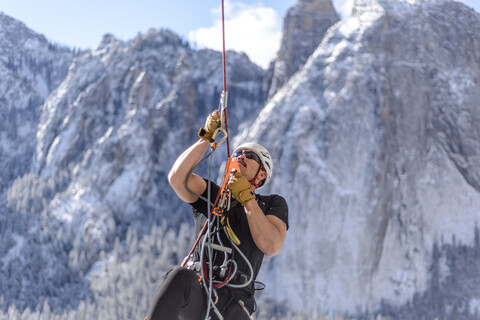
[1,0,479,68]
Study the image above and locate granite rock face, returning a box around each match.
[265,0,340,98]
[237,0,480,317]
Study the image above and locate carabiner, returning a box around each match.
[210,127,227,150]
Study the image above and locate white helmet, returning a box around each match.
[233,142,273,188]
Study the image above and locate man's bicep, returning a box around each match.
[266,215,287,236]
[265,215,287,256]
[266,196,289,230]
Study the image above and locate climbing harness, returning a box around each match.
[182,124,255,320]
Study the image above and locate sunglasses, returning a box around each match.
[232,150,261,164]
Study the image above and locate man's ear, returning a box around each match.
[256,169,267,185]
[259,170,267,180]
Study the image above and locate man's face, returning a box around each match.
[234,150,265,183]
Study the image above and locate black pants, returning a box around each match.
[146,266,253,320]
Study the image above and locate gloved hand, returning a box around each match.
[198,110,221,141]
[227,172,255,206]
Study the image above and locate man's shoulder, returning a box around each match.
[257,193,287,208]
[257,193,289,230]
[257,192,285,200]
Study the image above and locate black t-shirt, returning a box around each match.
[190,179,289,285]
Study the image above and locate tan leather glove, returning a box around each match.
[227,172,255,206]
[198,110,221,141]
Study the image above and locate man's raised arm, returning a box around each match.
[168,110,220,203]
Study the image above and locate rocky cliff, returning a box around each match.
[238,0,480,317]
[0,12,75,194]
[265,0,340,98]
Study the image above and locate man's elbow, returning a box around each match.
[264,244,282,257]
[168,169,182,189]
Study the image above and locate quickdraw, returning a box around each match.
[212,157,240,216]
[213,157,241,246]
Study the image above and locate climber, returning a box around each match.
[145,110,289,320]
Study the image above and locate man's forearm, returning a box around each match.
[168,139,210,202]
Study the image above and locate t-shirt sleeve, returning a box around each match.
[265,195,289,230]
[190,178,220,219]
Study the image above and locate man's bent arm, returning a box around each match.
[168,139,209,203]
[243,200,287,257]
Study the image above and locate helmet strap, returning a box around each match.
[249,163,265,189]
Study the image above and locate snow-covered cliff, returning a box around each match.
[239,0,480,316]
[0,12,75,194]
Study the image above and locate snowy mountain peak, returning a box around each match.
[353,0,449,18]
[0,11,47,49]
[127,28,187,50]
[96,33,123,50]
[266,0,339,98]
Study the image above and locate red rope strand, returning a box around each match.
[221,0,227,93]
[220,0,231,156]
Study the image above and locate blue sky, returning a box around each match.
[1,0,479,68]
